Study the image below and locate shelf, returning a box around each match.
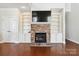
[31,22,50,24]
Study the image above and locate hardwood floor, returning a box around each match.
[0,40,79,56]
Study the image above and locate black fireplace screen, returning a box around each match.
[35,33,46,43]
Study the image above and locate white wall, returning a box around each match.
[66,3,79,44]
[0,3,70,12]
[31,3,65,11]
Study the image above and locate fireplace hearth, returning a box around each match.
[35,33,46,43]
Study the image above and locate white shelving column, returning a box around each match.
[21,12,32,43]
[23,12,32,43]
[19,4,32,43]
[50,8,65,43]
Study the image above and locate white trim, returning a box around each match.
[0,41,31,43]
[50,42,65,44]
[0,41,65,44]
[63,8,65,44]
[67,38,79,44]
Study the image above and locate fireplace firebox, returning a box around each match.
[35,33,46,43]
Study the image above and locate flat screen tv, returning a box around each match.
[32,11,51,22]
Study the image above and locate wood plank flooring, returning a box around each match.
[0,40,79,56]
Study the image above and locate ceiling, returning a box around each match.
[0,3,31,8]
[0,3,71,12]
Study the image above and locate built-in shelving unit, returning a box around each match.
[20,8,65,44]
[50,8,64,43]
[20,12,32,43]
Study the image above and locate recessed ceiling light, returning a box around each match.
[21,6,26,9]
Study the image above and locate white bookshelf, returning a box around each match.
[50,8,65,43]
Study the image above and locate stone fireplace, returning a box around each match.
[31,24,50,43]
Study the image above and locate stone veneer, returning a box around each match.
[31,24,50,43]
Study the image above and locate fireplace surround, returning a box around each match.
[31,24,50,43]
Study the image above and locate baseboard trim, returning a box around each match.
[0,41,31,43]
[67,38,79,44]
[0,41,65,44]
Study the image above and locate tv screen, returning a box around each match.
[32,11,51,22]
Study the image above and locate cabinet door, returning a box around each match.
[23,33,31,43]
[23,24,31,33]
[50,33,57,43]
